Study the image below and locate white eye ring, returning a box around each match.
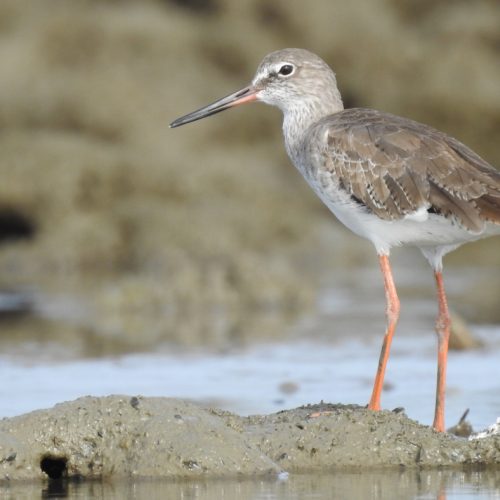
[278,64,294,77]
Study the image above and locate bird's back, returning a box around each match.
[301,108,500,234]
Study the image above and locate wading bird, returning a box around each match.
[170,48,500,432]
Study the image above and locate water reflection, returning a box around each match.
[2,468,499,499]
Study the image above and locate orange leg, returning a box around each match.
[368,254,400,411]
[432,270,451,432]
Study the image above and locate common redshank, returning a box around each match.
[170,48,500,432]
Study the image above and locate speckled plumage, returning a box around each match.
[321,109,500,227]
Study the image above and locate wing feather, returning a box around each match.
[321,109,500,231]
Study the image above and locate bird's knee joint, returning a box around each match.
[387,299,400,323]
[435,314,451,339]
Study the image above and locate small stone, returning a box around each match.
[278,381,299,395]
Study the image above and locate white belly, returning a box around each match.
[304,169,500,256]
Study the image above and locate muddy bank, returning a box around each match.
[0,396,498,482]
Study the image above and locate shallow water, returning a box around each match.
[1,327,499,430]
[2,468,500,499]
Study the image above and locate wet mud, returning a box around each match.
[0,396,498,482]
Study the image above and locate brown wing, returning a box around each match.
[321,108,500,232]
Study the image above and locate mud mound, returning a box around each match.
[0,396,498,481]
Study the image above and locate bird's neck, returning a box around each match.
[282,94,343,163]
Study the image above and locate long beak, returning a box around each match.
[170,85,258,128]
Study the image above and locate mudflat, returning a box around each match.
[0,396,498,482]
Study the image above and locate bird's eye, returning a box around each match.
[278,64,294,76]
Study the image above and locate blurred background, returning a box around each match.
[0,0,498,423]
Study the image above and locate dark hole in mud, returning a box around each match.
[40,455,68,479]
[0,208,36,243]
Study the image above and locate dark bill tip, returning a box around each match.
[170,85,257,128]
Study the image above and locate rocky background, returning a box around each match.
[0,0,498,357]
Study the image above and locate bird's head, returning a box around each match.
[170,48,342,128]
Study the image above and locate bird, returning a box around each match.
[170,48,500,432]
